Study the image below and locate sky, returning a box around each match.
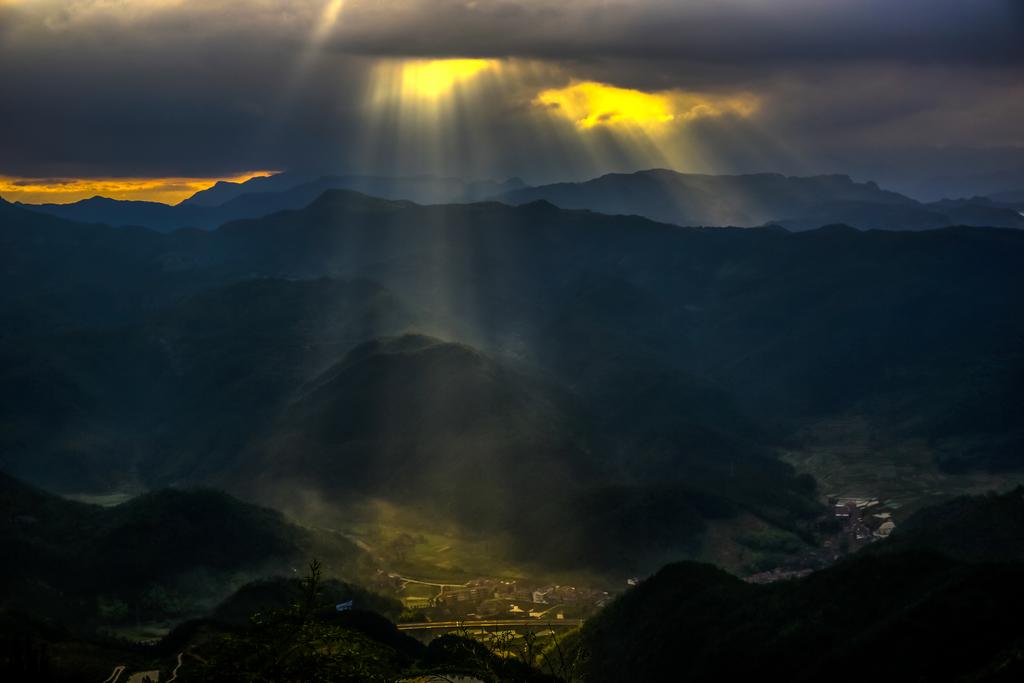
[1,0,1022,203]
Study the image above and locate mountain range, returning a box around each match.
[14,173,527,232]
[12,169,1024,234]
[3,172,1024,681]
[2,187,1022,576]
[497,169,1024,230]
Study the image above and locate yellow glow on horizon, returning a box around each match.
[535,80,759,130]
[398,59,496,99]
[0,170,279,205]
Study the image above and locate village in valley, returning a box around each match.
[379,492,903,621]
[828,496,897,547]
[384,572,613,625]
[745,493,899,584]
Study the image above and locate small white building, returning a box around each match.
[874,520,896,538]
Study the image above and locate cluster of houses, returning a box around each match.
[745,568,814,584]
[428,577,610,619]
[745,494,902,583]
[830,496,897,545]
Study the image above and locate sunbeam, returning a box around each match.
[397,59,496,100]
[360,57,509,179]
[270,0,352,139]
[310,0,347,47]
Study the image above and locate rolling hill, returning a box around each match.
[0,274,417,490]
[232,333,804,571]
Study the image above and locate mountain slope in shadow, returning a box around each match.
[0,472,367,629]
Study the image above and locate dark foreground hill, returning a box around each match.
[0,563,560,683]
[870,486,1024,563]
[572,488,1024,682]
[0,473,365,629]
[572,553,1024,682]
[5,491,1023,682]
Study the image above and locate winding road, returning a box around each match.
[101,666,126,683]
[101,651,184,683]
[166,652,184,682]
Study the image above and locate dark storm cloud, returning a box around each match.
[321,0,1024,68]
[0,0,1021,196]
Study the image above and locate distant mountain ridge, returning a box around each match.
[13,172,528,232]
[181,172,526,208]
[987,188,1024,207]
[179,172,319,207]
[14,168,1024,234]
[496,169,1024,230]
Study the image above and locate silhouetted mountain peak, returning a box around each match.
[497,169,931,229]
[519,198,560,212]
[307,188,418,212]
[339,333,451,364]
[179,172,314,208]
[317,334,487,388]
[813,222,861,233]
[18,195,172,211]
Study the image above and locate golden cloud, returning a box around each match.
[534,80,758,130]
